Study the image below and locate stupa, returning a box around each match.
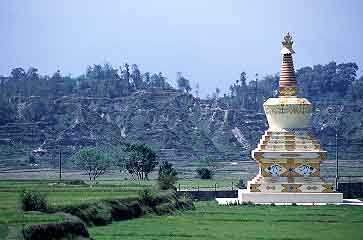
[239,33,343,203]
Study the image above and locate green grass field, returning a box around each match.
[0,178,238,239]
[0,179,145,239]
[90,202,363,240]
[1,179,363,240]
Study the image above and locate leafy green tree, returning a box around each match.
[124,143,158,180]
[196,168,213,179]
[158,72,166,89]
[176,72,191,93]
[120,63,131,95]
[196,155,217,180]
[150,73,161,88]
[143,72,151,87]
[111,145,128,175]
[10,67,26,80]
[335,62,358,96]
[157,161,177,190]
[72,147,111,181]
[202,155,217,173]
[28,154,36,164]
[131,64,142,89]
[352,76,363,100]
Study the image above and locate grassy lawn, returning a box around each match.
[0,179,145,239]
[90,202,363,240]
[2,179,362,240]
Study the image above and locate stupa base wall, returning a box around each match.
[238,189,343,203]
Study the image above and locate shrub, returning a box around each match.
[28,154,36,164]
[67,180,86,185]
[45,190,193,230]
[20,190,48,211]
[157,161,178,190]
[54,202,112,226]
[176,194,195,210]
[235,179,246,189]
[23,221,89,240]
[105,199,143,221]
[154,202,177,215]
[138,189,157,207]
[241,201,255,206]
[91,203,112,226]
[196,168,213,179]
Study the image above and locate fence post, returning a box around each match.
[232,181,234,191]
[178,183,180,191]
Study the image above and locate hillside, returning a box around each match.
[0,88,362,170]
[0,89,266,169]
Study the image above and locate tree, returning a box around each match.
[202,155,217,173]
[215,88,221,99]
[124,143,158,180]
[335,62,358,96]
[143,72,151,87]
[10,67,26,80]
[196,155,217,179]
[196,168,213,179]
[158,72,166,89]
[131,64,142,89]
[150,73,161,88]
[72,147,110,181]
[176,72,191,93]
[111,145,128,175]
[352,76,363,100]
[120,63,131,95]
[28,154,36,165]
[157,161,177,190]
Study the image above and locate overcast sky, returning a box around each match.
[1,0,362,96]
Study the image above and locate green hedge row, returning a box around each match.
[22,221,89,240]
[23,190,194,240]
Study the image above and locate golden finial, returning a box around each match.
[281,32,295,54]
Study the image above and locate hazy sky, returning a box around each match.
[1,0,362,96]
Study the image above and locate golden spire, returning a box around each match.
[278,32,297,97]
[281,32,295,54]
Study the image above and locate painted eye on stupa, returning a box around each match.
[297,164,314,175]
[268,164,282,175]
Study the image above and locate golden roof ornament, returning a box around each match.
[281,32,295,55]
[278,32,297,96]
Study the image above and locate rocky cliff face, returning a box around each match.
[0,89,361,169]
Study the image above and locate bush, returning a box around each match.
[67,180,86,185]
[176,194,195,210]
[235,179,246,189]
[45,190,193,230]
[53,202,112,226]
[24,190,194,240]
[23,221,89,240]
[138,189,157,207]
[105,199,143,221]
[20,190,48,211]
[154,202,177,215]
[241,201,255,206]
[157,161,178,190]
[196,168,213,179]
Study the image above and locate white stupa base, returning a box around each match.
[216,189,343,205]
